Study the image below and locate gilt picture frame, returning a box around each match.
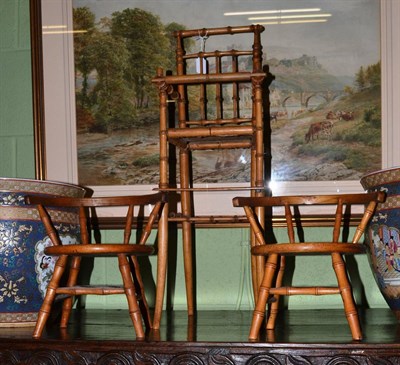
[30,0,400,217]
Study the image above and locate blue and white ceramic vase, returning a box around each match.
[361,167,400,319]
[0,178,85,326]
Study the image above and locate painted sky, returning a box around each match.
[73,0,380,77]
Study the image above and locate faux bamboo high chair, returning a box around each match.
[233,192,385,341]
[153,25,269,315]
[27,192,166,339]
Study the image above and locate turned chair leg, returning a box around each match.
[60,256,82,328]
[152,206,168,330]
[33,255,68,339]
[249,253,279,340]
[118,254,145,339]
[130,255,152,329]
[331,253,362,340]
[180,151,195,317]
[182,220,195,316]
[266,255,285,330]
[250,253,259,302]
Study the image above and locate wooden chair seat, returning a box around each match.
[233,191,385,341]
[26,192,166,339]
[45,244,154,256]
[252,242,366,255]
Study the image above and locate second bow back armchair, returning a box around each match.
[27,192,167,339]
[153,24,270,315]
[233,192,385,341]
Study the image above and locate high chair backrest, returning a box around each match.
[153,25,267,134]
[174,25,264,75]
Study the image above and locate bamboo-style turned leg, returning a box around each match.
[33,255,68,339]
[254,207,265,299]
[180,150,195,316]
[118,254,145,339]
[266,255,285,330]
[60,256,81,328]
[182,219,195,316]
[130,255,152,329]
[332,253,362,340]
[153,205,168,329]
[249,254,279,340]
[250,252,259,302]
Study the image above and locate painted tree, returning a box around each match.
[85,31,135,132]
[73,7,137,133]
[365,61,381,88]
[355,65,366,91]
[73,7,96,109]
[110,8,170,109]
[164,22,192,72]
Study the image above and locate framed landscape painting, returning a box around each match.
[31,0,400,215]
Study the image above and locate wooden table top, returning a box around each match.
[1,308,399,344]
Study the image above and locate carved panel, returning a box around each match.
[2,346,400,365]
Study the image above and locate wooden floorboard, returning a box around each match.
[1,308,400,364]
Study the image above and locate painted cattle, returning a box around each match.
[305,120,333,143]
[337,111,354,121]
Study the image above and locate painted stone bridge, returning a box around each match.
[271,88,345,108]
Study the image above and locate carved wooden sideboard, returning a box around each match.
[1,309,400,365]
[1,339,400,364]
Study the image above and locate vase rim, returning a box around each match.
[361,166,400,180]
[0,177,86,193]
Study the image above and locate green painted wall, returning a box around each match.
[0,0,35,178]
[84,227,387,311]
[0,0,388,311]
